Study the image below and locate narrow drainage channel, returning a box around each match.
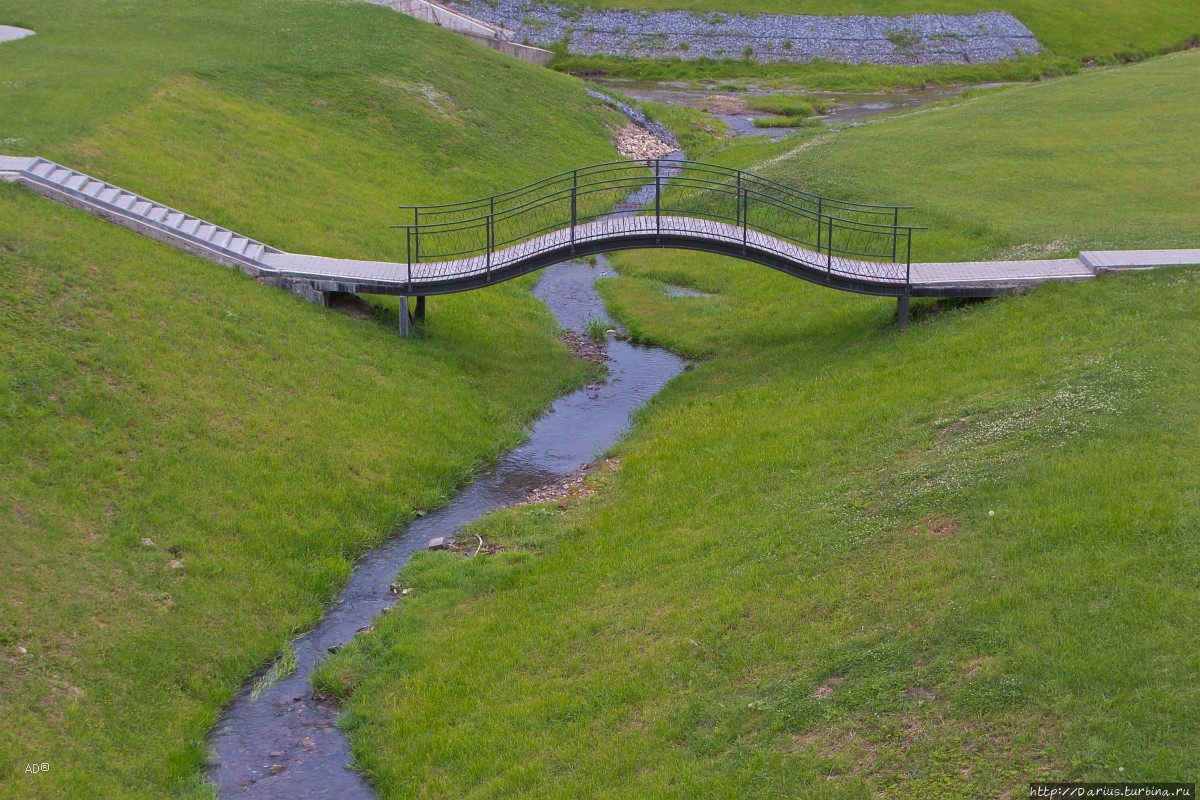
[587,78,1004,139]
[207,196,686,798]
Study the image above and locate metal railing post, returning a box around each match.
[412,207,420,266]
[571,170,577,254]
[406,226,412,288]
[735,172,742,228]
[654,159,661,240]
[826,217,833,274]
[892,207,899,263]
[906,230,912,288]
[741,187,748,254]
[816,197,823,252]
[486,196,494,281]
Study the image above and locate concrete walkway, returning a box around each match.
[3,156,1197,330]
[0,25,35,43]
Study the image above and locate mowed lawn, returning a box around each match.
[0,1,622,797]
[318,53,1200,798]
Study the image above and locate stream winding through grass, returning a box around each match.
[207,164,686,798]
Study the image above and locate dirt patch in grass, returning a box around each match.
[811,674,845,699]
[786,709,1064,794]
[904,515,960,538]
[701,95,749,115]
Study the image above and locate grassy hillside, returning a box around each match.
[763,53,1200,262]
[318,53,1200,797]
[0,1,622,798]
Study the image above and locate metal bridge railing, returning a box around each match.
[394,159,920,289]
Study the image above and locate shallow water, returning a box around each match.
[588,78,999,138]
[207,262,684,797]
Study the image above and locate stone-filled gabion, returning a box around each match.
[442,1,1041,65]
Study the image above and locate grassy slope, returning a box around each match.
[553,0,1199,61]
[763,54,1200,260]
[0,1,621,797]
[322,53,1200,797]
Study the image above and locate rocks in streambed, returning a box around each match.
[516,457,622,507]
[558,330,612,364]
[615,125,676,161]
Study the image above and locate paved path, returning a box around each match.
[0,25,34,43]
[3,156,1197,328]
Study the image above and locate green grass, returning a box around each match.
[751,115,823,129]
[743,94,832,117]
[764,53,1200,258]
[319,52,1200,797]
[554,50,1064,89]
[0,1,623,797]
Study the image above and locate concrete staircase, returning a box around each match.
[2,156,280,277]
[370,0,554,65]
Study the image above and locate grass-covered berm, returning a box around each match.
[317,52,1200,798]
[550,0,1200,87]
[0,1,625,796]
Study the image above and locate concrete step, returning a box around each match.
[48,167,73,184]
[147,206,170,223]
[179,218,202,236]
[0,155,39,173]
[245,243,266,261]
[227,236,249,256]
[97,187,120,203]
[131,200,153,217]
[164,211,185,228]
[195,223,217,241]
[114,193,137,210]
[29,160,56,178]
[210,230,233,249]
[81,180,106,198]
[64,173,89,191]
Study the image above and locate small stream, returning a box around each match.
[589,78,1001,139]
[207,213,685,795]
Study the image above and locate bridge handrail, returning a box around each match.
[393,177,913,235]
[393,158,922,289]
[398,160,910,221]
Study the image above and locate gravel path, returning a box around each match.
[441,1,1040,65]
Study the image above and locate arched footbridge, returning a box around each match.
[3,155,1196,334]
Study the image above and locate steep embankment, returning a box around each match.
[0,1,621,797]
[544,0,1198,62]
[319,53,1200,798]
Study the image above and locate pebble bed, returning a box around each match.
[585,86,681,148]
[442,2,1040,65]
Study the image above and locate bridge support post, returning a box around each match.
[897,296,910,331]
[399,296,410,337]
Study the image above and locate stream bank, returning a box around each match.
[208,263,684,797]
